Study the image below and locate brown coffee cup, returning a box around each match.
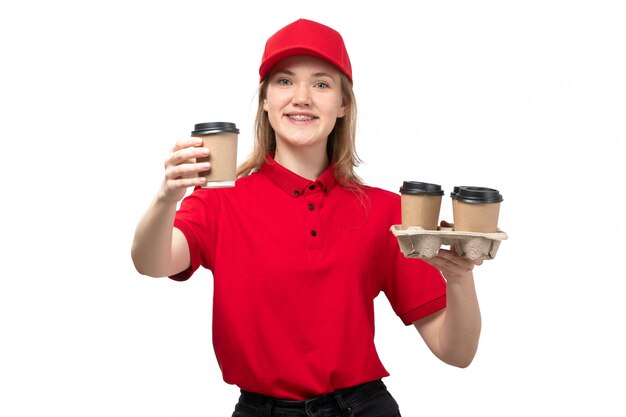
[191,122,239,188]
[399,181,444,230]
[451,186,503,232]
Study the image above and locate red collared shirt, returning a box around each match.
[171,156,446,400]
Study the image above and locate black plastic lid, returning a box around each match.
[450,185,462,198]
[191,122,239,136]
[453,186,503,204]
[399,181,444,196]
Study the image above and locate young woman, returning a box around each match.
[132,18,482,417]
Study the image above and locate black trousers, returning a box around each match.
[231,379,401,417]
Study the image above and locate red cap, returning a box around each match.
[259,19,353,83]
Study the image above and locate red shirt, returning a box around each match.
[171,156,446,400]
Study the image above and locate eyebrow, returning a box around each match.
[277,69,337,82]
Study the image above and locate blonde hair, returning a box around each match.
[237,73,363,190]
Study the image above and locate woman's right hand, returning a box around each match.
[158,137,210,203]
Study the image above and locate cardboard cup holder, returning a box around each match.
[390,225,508,260]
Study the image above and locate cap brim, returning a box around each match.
[259,47,352,83]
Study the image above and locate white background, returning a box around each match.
[1,0,625,416]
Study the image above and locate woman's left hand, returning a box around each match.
[424,246,482,281]
[423,220,482,281]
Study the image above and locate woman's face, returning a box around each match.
[264,55,346,153]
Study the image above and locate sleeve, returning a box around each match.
[377,191,447,325]
[384,252,447,325]
[168,188,220,281]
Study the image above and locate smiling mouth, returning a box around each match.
[287,115,316,121]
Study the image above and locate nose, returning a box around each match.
[292,84,311,106]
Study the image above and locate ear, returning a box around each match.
[263,97,269,112]
[337,96,347,118]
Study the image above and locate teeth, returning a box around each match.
[289,115,314,121]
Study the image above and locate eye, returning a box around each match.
[314,81,330,89]
[277,78,292,86]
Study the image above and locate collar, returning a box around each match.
[259,155,337,198]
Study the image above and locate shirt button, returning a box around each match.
[308,204,315,211]
[309,185,315,190]
[310,230,317,237]
[294,190,300,196]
